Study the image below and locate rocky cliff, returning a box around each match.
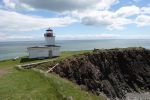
[52,47,150,99]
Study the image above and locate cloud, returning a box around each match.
[115,5,140,17]
[3,0,35,10]
[135,15,150,27]
[3,0,119,11]
[72,10,132,30]
[141,7,150,14]
[82,16,111,26]
[94,0,119,10]
[0,32,42,41]
[0,33,8,39]
[1,0,150,32]
[81,5,140,24]
[0,9,77,32]
[57,34,150,40]
[108,18,132,30]
[56,34,121,40]
[68,5,149,30]
[3,0,16,9]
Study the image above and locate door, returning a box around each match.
[49,50,52,57]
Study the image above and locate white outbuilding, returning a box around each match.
[27,28,61,59]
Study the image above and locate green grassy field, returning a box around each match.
[0,50,91,69]
[0,51,105,100]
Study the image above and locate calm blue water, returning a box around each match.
[0,39,150,60]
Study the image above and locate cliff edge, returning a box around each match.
[52,47,150,99]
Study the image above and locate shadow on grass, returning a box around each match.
[20,57,49,63]
[19,56,59,63]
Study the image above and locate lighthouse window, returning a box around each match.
[44,33,53,37]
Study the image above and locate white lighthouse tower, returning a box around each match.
[27,28,61,59]
[44,28,55,46]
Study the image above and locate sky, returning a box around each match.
[0,0,150,41]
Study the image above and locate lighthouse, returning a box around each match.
[27,28,61,59]
[44,28,55,46]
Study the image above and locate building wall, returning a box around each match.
[28,47,60,58]
[28,48,49,58]
[45,37,55,45]
[52,47,60,57]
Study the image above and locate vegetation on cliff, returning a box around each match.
[0,51,103,100]
[36,47,150,99]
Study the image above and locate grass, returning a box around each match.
[35,50,92,71]
[59,50,92,59]
[0,50,92,70]
[0,68,103,100]
[0,50,92,68]
[0,50,105,100]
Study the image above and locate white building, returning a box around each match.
[27,28,61,59]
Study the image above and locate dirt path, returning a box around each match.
[0,69,8,77]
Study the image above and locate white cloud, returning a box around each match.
[4,0,98,11]
[3,0,16,9]
[57,34,150,40]
[141,7,150,14]
[3,0,119,11]
[135,15,150,27]
[1,0,150,32]
[67,10,132,30]
[67,5,149,29]
[0,32,42,41]
[3,0,35,11]
[1,0,132,31]
[57,34,120,40]
[0,33,8,39]
[0,9,77,32]
[95,0,119,10]
[108,18,132,30]
[115,5,140,17]
[81,15,124,30]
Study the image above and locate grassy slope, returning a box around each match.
[0,51,105,100]
[0,50,91,69]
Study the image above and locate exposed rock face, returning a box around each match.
[53,47,150,99]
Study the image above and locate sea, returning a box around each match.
[0,39,150,60]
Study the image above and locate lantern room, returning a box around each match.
[44,28,54,37]
[44,28,55,46]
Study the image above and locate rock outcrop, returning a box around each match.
[52,47,150,99]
